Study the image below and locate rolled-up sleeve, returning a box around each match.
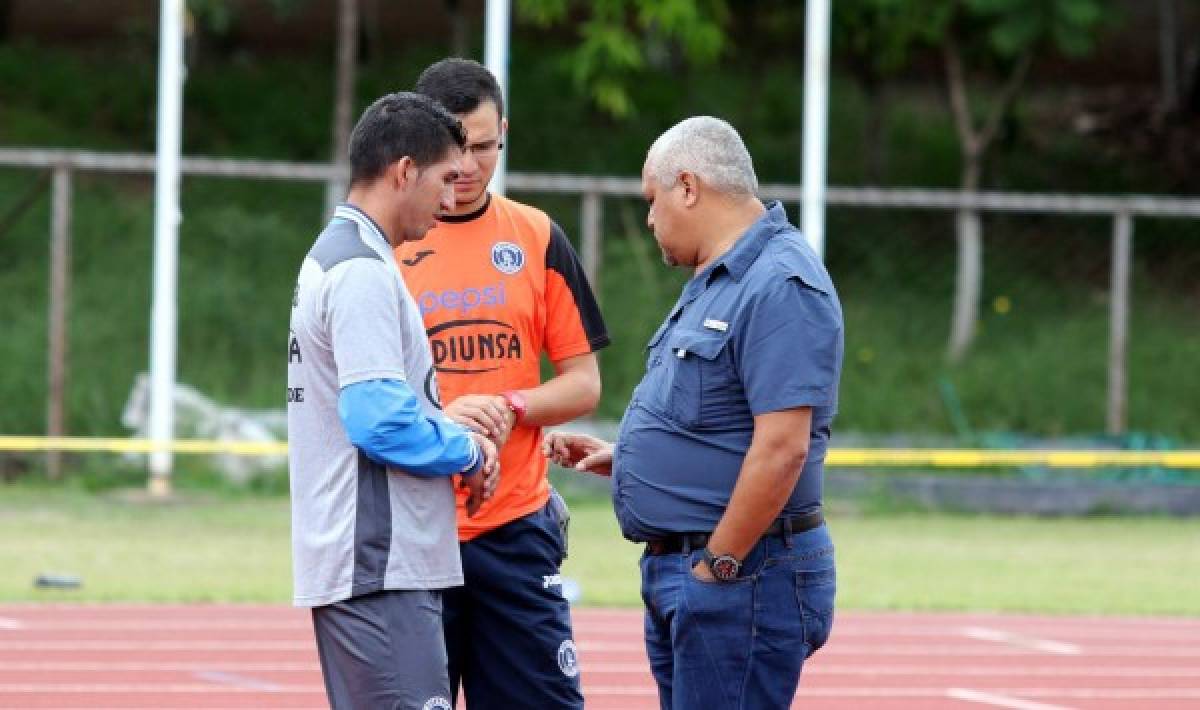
[735,276,844,415]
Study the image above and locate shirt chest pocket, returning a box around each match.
[660,328,743,428]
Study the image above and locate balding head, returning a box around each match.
[644,116,759,197]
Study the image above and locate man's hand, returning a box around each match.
[542,431,614,476]
[445,394,516,446]
[462,433,500,517]
[690,558,717,582]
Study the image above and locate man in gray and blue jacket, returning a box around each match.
[287,92,498,710]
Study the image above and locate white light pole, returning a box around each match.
[148,0,186,497]
[484,0,511,196]
[802,0,831,259]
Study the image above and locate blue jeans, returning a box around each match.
[640,524,836,710]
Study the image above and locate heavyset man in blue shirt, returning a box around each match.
[547,115,844,709]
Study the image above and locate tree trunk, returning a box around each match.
[361,0,382,63]
[0,0,12,40]
[862,79,889,184]
[944,38,982,363]
[326,0,359,216]
[942,39,1031,362]
[846,56,889,184]
[948,161,983,363]
[1184,43,1200,116]
[1159,0,1180,114]
[446,0,469,57]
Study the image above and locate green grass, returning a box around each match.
[0,485,292,603]
[833,510,1200,615]
[3,485,1197,615]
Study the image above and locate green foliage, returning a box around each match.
[965,0,1106,58]
[187,0,236,36]
[1,42,1198,449]
[0,42,156,150]
[835,0,1107,77]
[516,0,728,118]
[186,0,311,37]
[834,0,948,77]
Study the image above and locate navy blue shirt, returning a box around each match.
[611,202,844,542]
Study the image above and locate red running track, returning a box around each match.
[0,605,1197,709]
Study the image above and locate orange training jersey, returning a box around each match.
[396,194,609,540]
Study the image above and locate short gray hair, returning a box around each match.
[645,116,759,196]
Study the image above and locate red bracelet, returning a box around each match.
[500,390,527,425]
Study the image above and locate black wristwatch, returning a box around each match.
[702,548,742,582]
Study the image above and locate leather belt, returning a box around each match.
[644,510,824,556]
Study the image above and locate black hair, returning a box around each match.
[415,57,505,119]
[348,92,466,186]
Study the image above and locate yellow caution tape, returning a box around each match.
[0,437,287,456]
[825,448,1200,468]
[1,438,1199,468]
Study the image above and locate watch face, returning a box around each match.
[711,555,740,581]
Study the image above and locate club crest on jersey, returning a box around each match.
[422,697,452,710]
[491,242,525,274]
[557,639,580,678]
[424,367,442,409]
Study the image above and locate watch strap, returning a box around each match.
[702,548,742,581]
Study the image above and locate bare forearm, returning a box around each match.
[520,369,601,427]
[706,442,806,559]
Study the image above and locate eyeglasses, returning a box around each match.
[465,140,504,158]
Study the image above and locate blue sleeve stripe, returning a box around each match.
[460,441,483,477]
[338,379,478,477]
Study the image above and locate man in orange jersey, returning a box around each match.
[396,58,608,709]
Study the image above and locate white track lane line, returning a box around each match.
[0,683,325,693]
[2,660,1198,679]
[824,626,1200,642]
[6,685,1199,699]
[4,620,307,631]
[23,639,1200,655]
[0,618,23,630]
[807,664,1200,678]
[947,688,1075,710]
[0,640,314,651]
[192,670,284,692]
[961,626,1082,655]
[0,661,318,672]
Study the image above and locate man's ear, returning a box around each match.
[391,156,416,191]
[678,171,700,207]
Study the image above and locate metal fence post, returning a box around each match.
[46,165,72,480]
[1107,210,1133,436]
[581,191,602,289]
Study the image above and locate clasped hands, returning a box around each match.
[446,395,514,517]
[447,396,617,516]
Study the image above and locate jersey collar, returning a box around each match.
[437,193,492,224]
[333,203,392,249]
